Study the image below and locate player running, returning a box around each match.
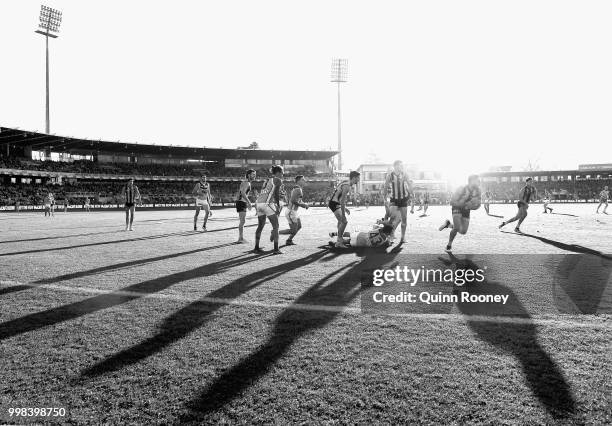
[122,179,141,231]
[254,165,284,254]
[421,191,430,216]
[499,177,537,233]
[279,175,309,245]
[192,174,212,231]
[596,186,609,214]
[44,192,55,217]
[235,169,256,243]
[329,171,360,248]
[482,190,492,215]
[542,191,553,214]
[381,160,412,243]
[438,175,481,252]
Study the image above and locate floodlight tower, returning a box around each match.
[331,58,347,171]
[35,5,63,134]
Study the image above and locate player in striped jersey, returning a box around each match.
[235,169,256,243]
[279,175,309,245]
[381,160,412,243]
[329,171,361,248]
[596,186,609,214]
[439,175,481,252]
[192,174,212,231]
[499,177,537,233]
[122,179,141,231]
[254,165,284,254]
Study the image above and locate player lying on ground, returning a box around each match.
[235,169,256,243]
[279,175,309,245]
[439,174,481,252]
[254,165,285,254]
[329,171,361,248]
[122,178,141,231]
[596,186,609,214]
[330,221,394,248]
[499,177,537,233]
[192,173,212,231]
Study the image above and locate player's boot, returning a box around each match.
[335,241,348,249]
[445,244,452,253]
[272,249,283,255]
[498,221,506,229]
[286,239,296,246]
[438,219,451,231]
[514,227,522,233]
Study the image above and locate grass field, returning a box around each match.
[0,204,610,424]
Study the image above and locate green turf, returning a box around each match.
[0,204,610,424]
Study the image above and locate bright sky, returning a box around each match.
[1,1,611,183]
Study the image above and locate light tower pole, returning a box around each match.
[331,58,347,171]
[35,5,62,134]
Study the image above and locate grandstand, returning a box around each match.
[480,166,612,202]
[0,127,337,208]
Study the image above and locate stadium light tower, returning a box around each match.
[35,5,63,134]
[331,58,347,171]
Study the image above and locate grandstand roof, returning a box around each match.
[0,127,337,160]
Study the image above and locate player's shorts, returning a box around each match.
[195,198,209,208]
[328,200,341,212]
[423,200,429,205]
[452,206,470,219]
[125,202,135,209]
[517,201,529,209]
[390,197,409,208]
[235,200,247,213]
[600,197,609,203]
[256,203,276,217]
[285,208,299,225]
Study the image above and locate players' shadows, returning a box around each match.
[486,213,504,218]
[0,250,267,342]
[0,231,203,257]
[78,249,333,379]
[177,249,402,421]
[440,254,577,421]
[0,230,121,244]
[0,285,31,296]
[549,212,579,217]
[31,242,237,286]
[502,231,611,260]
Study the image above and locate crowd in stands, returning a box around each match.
[0,156,329,179]
[481,178,612,202]
[0,178,335,207]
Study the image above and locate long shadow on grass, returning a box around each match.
[0,225,255,257]
[441,253,577,421]
[0,230,121,244]
[501,231,611,260]
[79,249,334,379]
[0,249,266,342]
[178,246,403,420]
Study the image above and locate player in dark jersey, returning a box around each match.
[236,169,256,243]
[438,175,481,252]
[279,175,309,245]
[596,186,609,214]
[381,160,412,243]
[420,191,430,216]
[499,177,537,233]
[254,165,284,254]
[329,171,360,248]
[122,179,141,231]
